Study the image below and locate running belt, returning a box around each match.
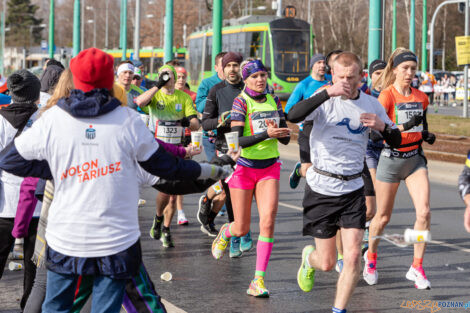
[313,167,362,181]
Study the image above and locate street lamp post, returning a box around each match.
[48,0,54,58]
[86,6,96,47]
[134,0,141,60]
[73,0,80,56]
[105,0,109,49]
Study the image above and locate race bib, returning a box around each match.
[396,102,423,133]
[249,111,280,138]
[155,120,183,144]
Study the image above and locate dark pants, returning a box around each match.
[0,217,39,309]
[221,180,234,223]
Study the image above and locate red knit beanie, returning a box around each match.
[69,48,114,92]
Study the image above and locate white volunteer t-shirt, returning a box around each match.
[15,106,159,257]
[0,112,41,218]
[305,91,396,196]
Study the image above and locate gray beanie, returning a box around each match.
[7,69,40,104]
[309,53,326,69]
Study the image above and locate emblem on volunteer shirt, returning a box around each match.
[26,119,33,127]
[336,118,368,135]
[86,125,96,139]
[175,103,182,112]
[156,100,165,110]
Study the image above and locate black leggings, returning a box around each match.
[0,218,39,310]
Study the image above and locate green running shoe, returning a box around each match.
[149,216,163,240]
[297,245,315,292]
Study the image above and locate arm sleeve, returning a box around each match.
[232,125,269,148]
[284,83,305,113]
[195,80,209,113]
[422,109,428,131]
[138,145,201,180]
[286,89,330,123]
[201,87,219,131]
[155,138,186,158]
[150,154,235,194]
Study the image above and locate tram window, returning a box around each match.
[204,37,212,72]
[264,32,271,73]
[249,32,263,58]
[189,37,202,84]
[271,30,309,75]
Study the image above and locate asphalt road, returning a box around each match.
[1,149,469,313]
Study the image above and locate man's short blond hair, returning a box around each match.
[333,52,363,74]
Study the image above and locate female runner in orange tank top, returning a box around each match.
[364,48,436,290]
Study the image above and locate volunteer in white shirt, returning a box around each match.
[0,48,229,313]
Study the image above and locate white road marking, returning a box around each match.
[278,202,470,254]
[161,299,188,313]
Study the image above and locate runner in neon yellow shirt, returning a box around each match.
[136,64,200,248]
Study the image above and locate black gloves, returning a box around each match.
[402,114,423,131]
[369,129,383,142]
[422,130,436,145]
[181,117,190,127]
[156,72,170,89]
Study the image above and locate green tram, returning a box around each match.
[187,15,313,100]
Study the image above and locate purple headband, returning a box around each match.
[242,60,267,80]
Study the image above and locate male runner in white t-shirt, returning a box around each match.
[289,52,401,313]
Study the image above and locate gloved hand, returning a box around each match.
[402,114,423,131]
[156,72,170,89]
[181,117,190,127]
[422,130,436,145]
[198,163,230,180]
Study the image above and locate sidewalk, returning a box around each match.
[279,143,462,186]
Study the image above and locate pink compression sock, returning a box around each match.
[255,236,274,277]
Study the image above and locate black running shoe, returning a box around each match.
[161,230,175,248]
[197,194,212,226]
[201,222,218,237]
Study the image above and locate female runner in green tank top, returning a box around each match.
[211,59,291,297]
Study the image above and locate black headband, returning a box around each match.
[393,52,417,67]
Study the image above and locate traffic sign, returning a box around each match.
[456,36,470,66]
[41,40,47,50]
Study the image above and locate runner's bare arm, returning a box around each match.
[135,86,159,107]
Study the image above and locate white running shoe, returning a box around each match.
[363,252,378,285]
[177,211,189,225]
[406,266,431,290]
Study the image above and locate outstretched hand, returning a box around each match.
[360,113,385,132]
[266,119,290,138]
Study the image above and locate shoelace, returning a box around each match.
[306,267,314,279]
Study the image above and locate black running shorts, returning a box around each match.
[302,185,366,239]
[298,122,312,164]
